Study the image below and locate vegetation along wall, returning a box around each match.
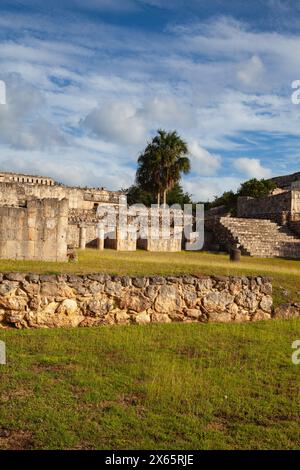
[0,273,275,328]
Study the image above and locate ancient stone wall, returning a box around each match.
[291,190,300,220]
[137,237,182,252]
[67,224,98,248]
[0,273,273,329]
[237,192,292,223]
[0,171,54,186]
[0,198,68,261]
[0,182,120,210]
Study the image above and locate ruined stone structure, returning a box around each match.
[0,272,273,329]
[0,171,185,260]
[0,171,54,186]
[205,171,300,258]
[237,189,300,224]
[0,198,68,261]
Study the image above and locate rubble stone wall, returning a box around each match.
[0,273,273,329]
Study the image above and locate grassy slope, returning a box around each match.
[0,320,300,450]
[0,249,299,305]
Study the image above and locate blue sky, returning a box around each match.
[1,0,300,200]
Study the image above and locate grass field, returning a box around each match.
[0,248,299,306]
[0,320,300,450]
[0,249,299,450]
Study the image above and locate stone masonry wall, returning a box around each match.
[237,192,292,223]
[0,182,120,210]
[0,273,273,329]
[0,198,68,261]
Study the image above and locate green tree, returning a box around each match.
[237,178,277,198]
[207,178,277,214]
[125,185,153,206]
[136,129,190,206]
[166,182,193,206]
[209,190,237,213]
[125,182,192,208]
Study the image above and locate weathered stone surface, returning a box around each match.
[229,279,242,296]
[182,286,198,308]
[86,299,110,316]
[151,313,172,323]
[259,295,273,313]
[144,285,158,301]
[135,311,151,324]
[273,303,300,319]
[196,277,213,293]
[40,282,59,297]
[88,282,104,295]
[5,310,26,324]
[252,310,271,321]
[261,282,273,295]
[0,273,278,328]
[21,281,39,296]
[202,291,234,313]
[208,311,232,322]
[31,299,83,328]
[155,285,182,313]
[235,291,258,312]
[0,281,18,295]
[115,311,130,324]
[120,292,151,313]
[234,310,251,322]
[149,276,166,285]
[57,299,78,315]
[184,308,202,320]
[0,295,27,311]
[4,272,26,282]
[132,277,147,288]
[105,280,122,296]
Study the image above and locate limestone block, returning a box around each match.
[155,285,182,313]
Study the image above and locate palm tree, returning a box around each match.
[136,129,190,206]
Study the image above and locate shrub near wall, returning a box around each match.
[0,272,273,328]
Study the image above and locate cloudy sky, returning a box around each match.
[1,0,300,200]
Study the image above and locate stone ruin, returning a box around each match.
[2,168,300,261]
[204,171,300,258]
[0,171,190,261]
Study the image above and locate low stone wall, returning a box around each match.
[0,272,273,329]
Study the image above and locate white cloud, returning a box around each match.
[237,55,264,86]
[0,75,66,150]
[233,157,272,178]
[83,101,147,145]
[1,11,300,195]
[188,141,221,175]
[183,176,241,201]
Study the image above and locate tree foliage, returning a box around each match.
[238,178,277,199]
[208,178,277,213]
[136,129,190,205]
[126,182,192,208]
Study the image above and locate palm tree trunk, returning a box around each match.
[163,189,167,207]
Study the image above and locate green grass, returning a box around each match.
[0,320,300,449]
[0,249,299,306]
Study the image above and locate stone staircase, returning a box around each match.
[220,217,300,258]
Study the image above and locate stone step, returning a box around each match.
[219,217,300,258]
